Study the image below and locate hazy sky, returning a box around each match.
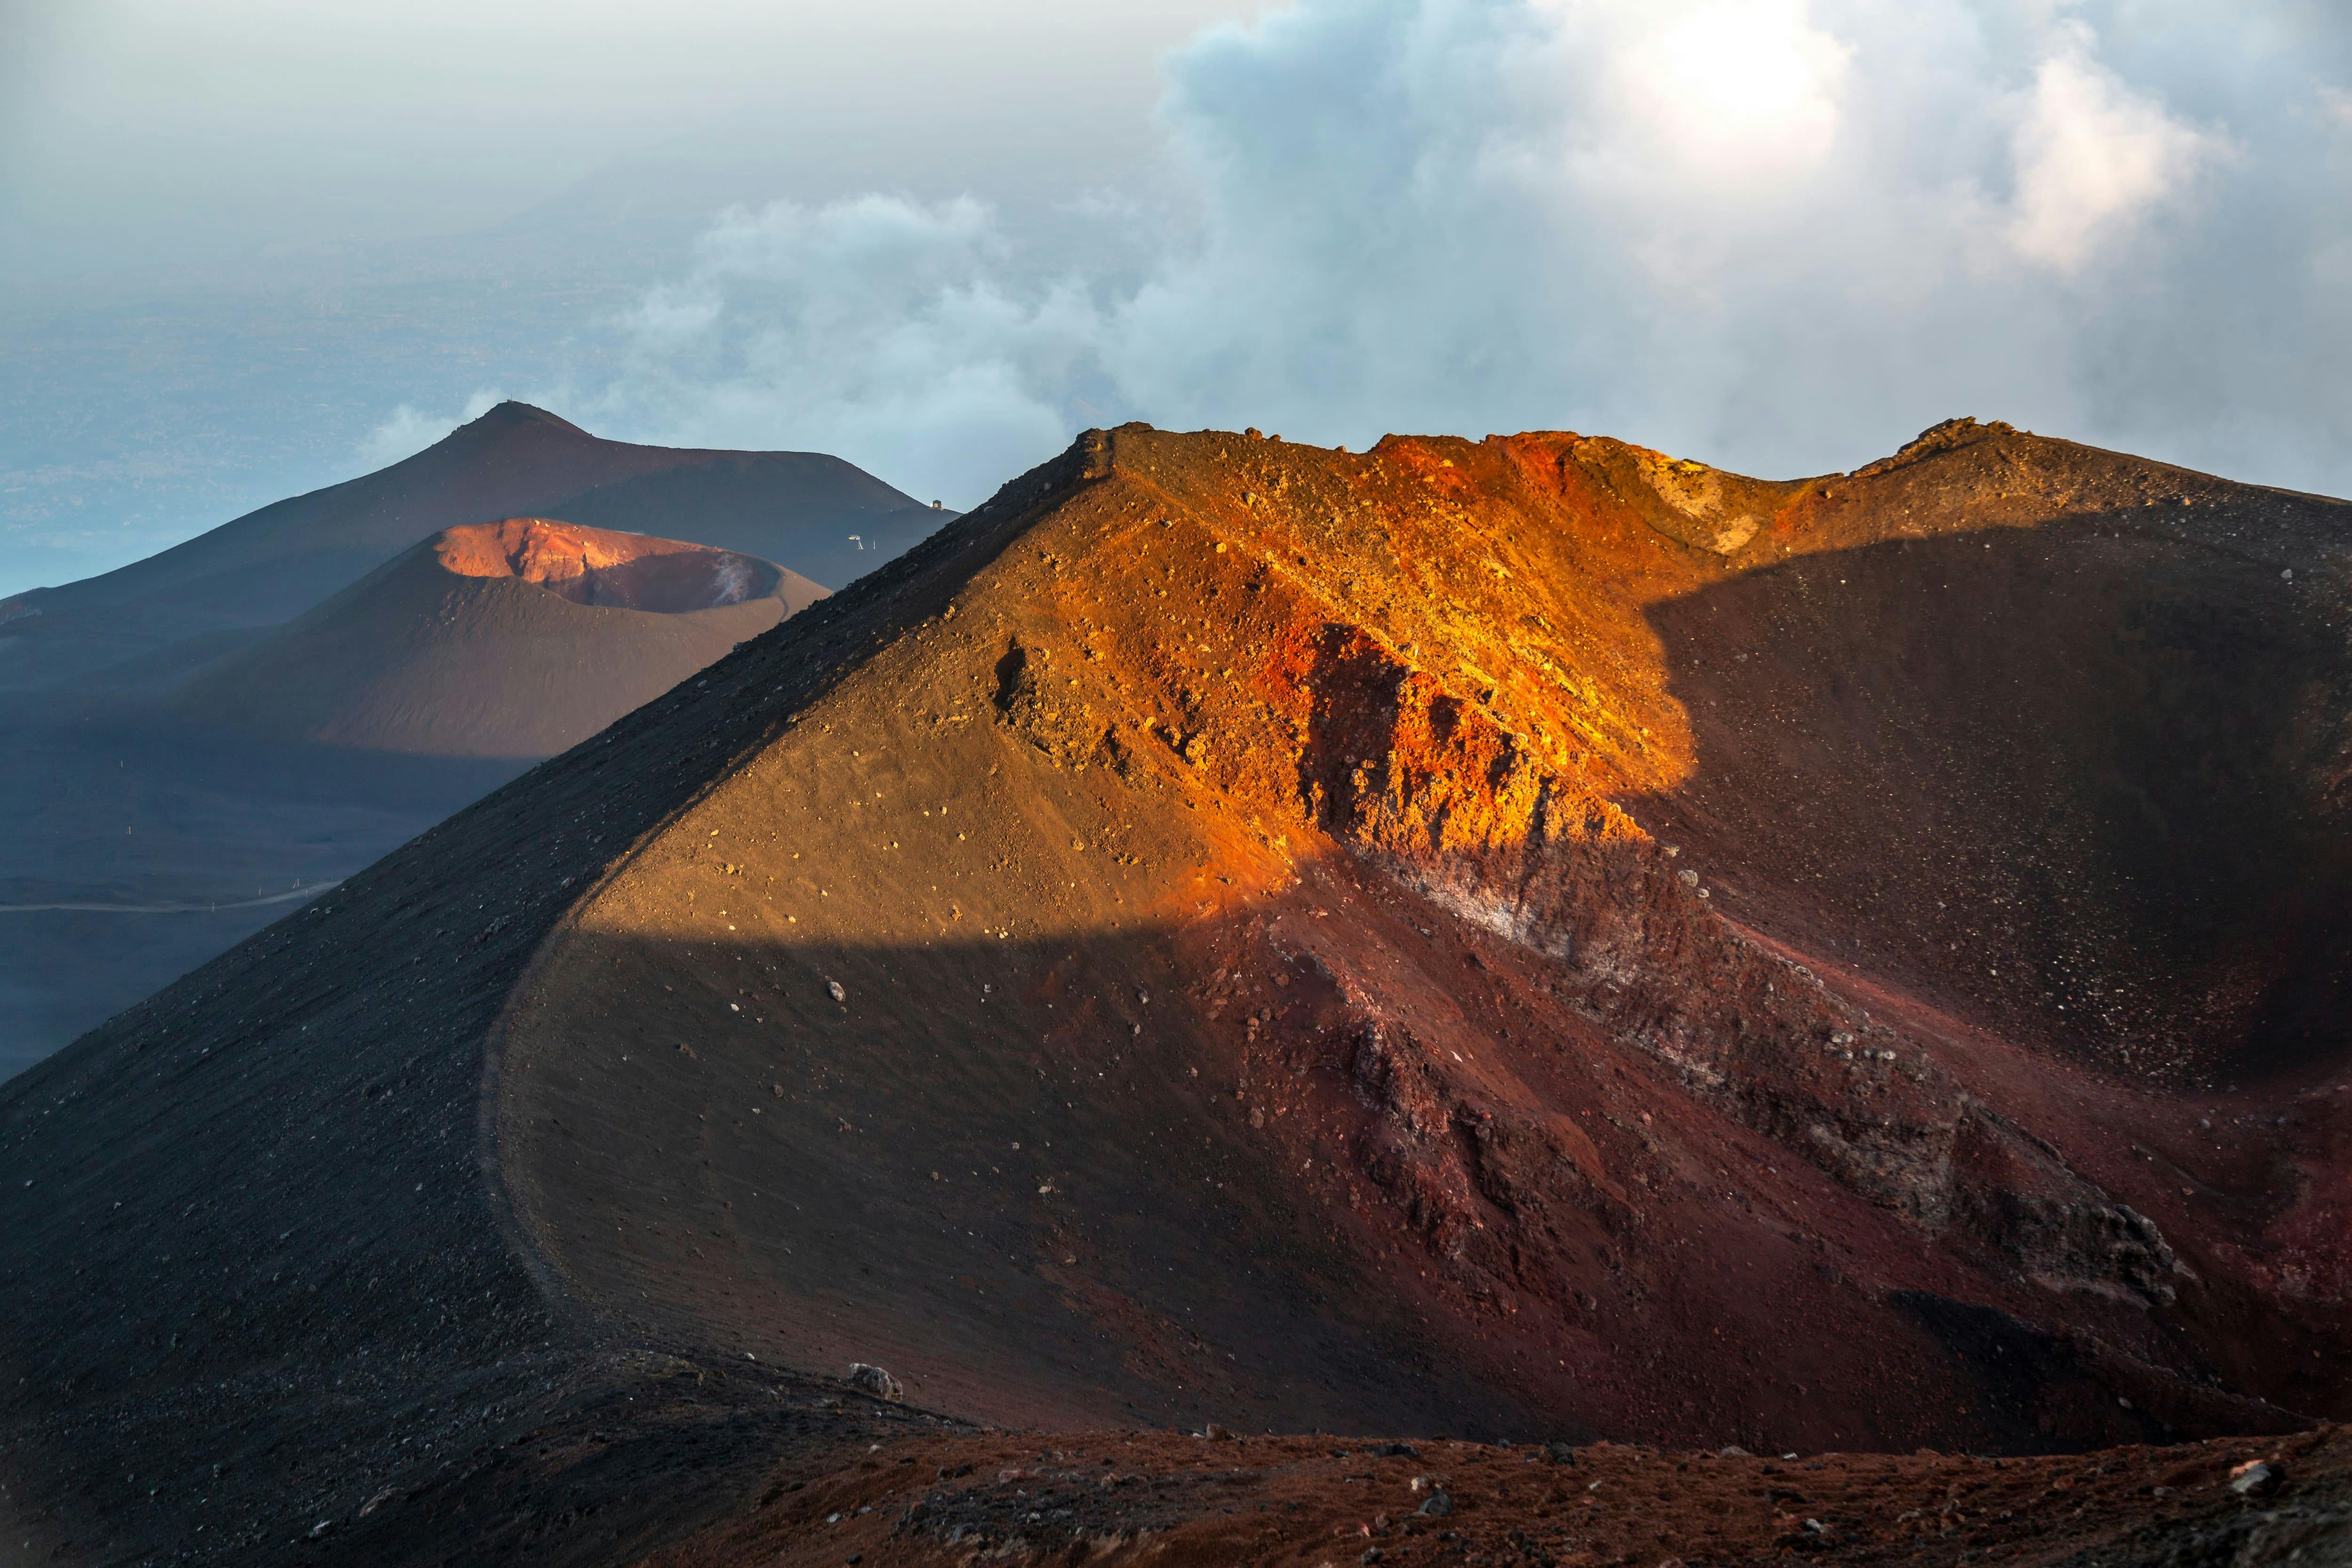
[4,0,2350,597]
[2,0,1269,278]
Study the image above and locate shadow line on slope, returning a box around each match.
[493,864,2320,1466]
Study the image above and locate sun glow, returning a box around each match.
[1584,0,1852,182]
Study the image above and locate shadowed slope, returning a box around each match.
[1629,432,2352,1084]
[0,480,992,1564]
[169,519,825,757]
[3,422,2348,1566]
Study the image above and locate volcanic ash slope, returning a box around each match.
[169,517,826,757]
[3,419,2347,1562]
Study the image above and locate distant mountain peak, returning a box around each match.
[456,400,590,438]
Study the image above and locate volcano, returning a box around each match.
[0,407,943,1075]
[2,419,2345,1565]
[0,401,942,692]
[169,518,825,758]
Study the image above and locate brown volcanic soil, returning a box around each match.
[650,1423,2352,1568]
[169,518,824,758]
[1,420,2348,1565]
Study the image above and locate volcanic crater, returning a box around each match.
[167,517,826,758]
[432,517,784,613]
[2,418,2346,1566]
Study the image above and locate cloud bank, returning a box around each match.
[382,0,2352,506]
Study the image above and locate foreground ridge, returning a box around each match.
[2,420,2346,1564]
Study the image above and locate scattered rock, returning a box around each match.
[1545,1442,1578,1465]
[1374,1442,1420,1459]
[1203,1423,1236,1441]
[2230,1459,2286,1498]
[845,1362,902,1401]
[1719,1445,1752,1458]
[1418,1489,1454,1517]
[826,979,847,1003]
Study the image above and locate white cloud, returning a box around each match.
[575,196,1100,507]
[1576,0,1853,186]
[400,0,2352,504]
[2005,24,2226,274]
[357,390,503,468]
